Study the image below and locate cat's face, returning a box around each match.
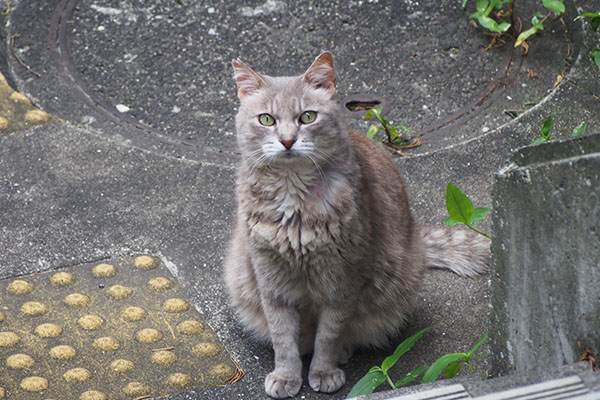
[233,53,342,169]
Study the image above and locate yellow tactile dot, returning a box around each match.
[20,376,48,392]
[0,311,5,322]
[21,301,48,316]
[148,276,174,292]
[7,279,33,295]
[177,320,204,335]
[210,363,235,381]
[120,306,147,322]
[0,331,21,347]
[106,284,133,300]
[50,271,74,286]
[166,372,192,387]
[162,298,190,313]
[64,367,92,383]
[122,381,151,397]
[24,109,50,124]
[6,353,35,369]
[49,345,77,360]
[192,342,221,357]
[135,328,163,343]
[134,255,157,270]
[9,91,32,105]
[0,117,8,130]
[34,323,62,338]
[93,336,120,352]
[79,390,107,400]
[110,359,135,374]
[78,314,104,330]
[64,293,91,307]
[92,263,116,278]
[151,350,177,365]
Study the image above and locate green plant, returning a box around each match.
[461,0,567,50]
[530,114,588,144]
[531,112,556,145]
[575,10,600,70]
[571,121,587,137]
[445,183,491,239]
[364,106,411,146]
[346,327,488,398]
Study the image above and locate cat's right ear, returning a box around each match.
[232,59,266,100]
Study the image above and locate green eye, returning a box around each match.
[299,111,317,124]
[258,113,275,126]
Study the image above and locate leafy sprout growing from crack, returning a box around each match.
[347,327,488,398]
[445,183,492,239]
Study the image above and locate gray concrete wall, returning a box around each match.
[490,133,600,375]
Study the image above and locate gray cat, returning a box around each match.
[225,52,489,398]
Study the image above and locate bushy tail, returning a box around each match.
[420,226,490,277]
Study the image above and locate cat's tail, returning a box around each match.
[419,226,490,277]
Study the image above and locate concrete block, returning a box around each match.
[490,133,600,375]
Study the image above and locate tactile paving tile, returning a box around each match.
[0,255,242,399]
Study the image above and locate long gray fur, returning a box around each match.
[224,52,489,398]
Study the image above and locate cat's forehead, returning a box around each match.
[263,75,328,110]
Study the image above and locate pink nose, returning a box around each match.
[280,139,295,150]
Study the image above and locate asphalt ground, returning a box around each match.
[1,0,600,399]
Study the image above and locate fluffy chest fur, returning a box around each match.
[240,165,355,265]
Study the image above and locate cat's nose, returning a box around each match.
[280,139,296,150]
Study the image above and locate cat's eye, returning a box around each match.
[299,111,317,124]
[258,113,275,126]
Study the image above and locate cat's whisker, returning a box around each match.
[306,154,326,183]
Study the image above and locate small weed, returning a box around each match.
[462,0,567,50]
[347,327,488,398]
[445,183,491,239]
[530,112,555,145]
[575,10,600,70]
[363,106,422,154]
[530,114,588,145]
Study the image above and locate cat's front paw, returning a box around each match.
[265,370,302,398]
[308,367,345,393]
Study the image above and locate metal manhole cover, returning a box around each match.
[0,255,242,399]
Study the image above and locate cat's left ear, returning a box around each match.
[303,52,336,98]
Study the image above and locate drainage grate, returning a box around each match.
[0,255,242,399]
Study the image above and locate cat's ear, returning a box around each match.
[232,59,267,100]
[303,52,336,98]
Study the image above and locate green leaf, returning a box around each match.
[542,0,565,14]
[571,122,587,137]
[591,17,600,31]
[540,113,555,139]
[475,0,489,13]
[446,183,475,225]
[395,365,429,387]
[381,327,432,372]
[591,48,600,70]
[472,207,490,223]
[462,0,468,9]
[445,217,459,227]
[468,333,489,357]
[363,109,376,120]
[346,369,388,398]
[515,27,537,46]
[367,125,382,139]
[478,15,503,32]
[422,353,467,383]
[444,360,464,378]
[530,136,548,146]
